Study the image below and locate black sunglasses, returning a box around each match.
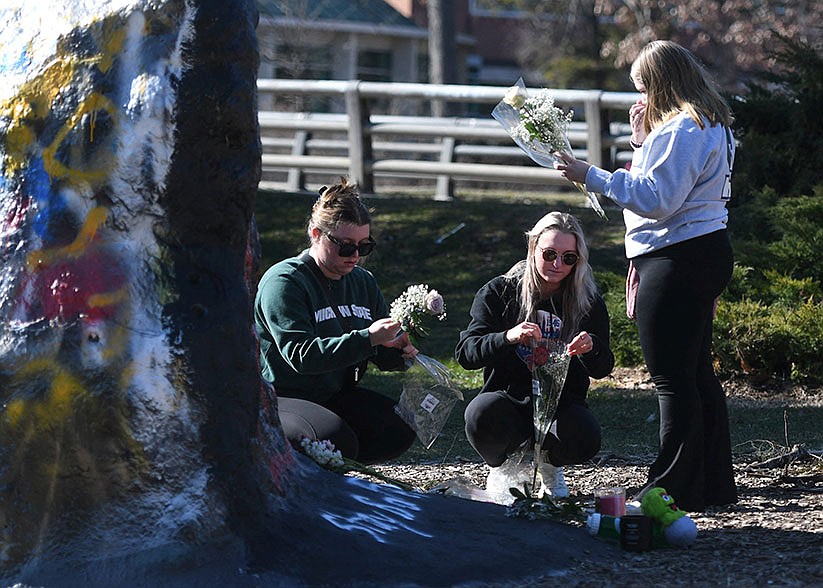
[540,247,579,266]
[325,232,376,257]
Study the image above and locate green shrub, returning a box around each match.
[728,186,781,244]
[724,264,822,307]
[729,35,823,202]
[770,190,823,285]
[784,300,823,381]
[761,270,822,307]
[721,36,823,387]
[713,298,823,383]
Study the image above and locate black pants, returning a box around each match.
[278,387,416,465]
[633,229,737,511]
[464,390,601,468]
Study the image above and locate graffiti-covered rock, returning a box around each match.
[0,0,298,581]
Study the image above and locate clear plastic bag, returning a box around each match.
[394,354,463,449]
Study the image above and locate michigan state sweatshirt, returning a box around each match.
[254,251,405,403]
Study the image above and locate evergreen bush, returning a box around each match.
[714,299,823,382]
[713,36,823,384]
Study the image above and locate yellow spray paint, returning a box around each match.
[41,92,118,181]
[26,205,108,269]
[1,14,127,180]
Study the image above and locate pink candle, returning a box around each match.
[595,487,626,517]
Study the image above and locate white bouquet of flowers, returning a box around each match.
[492,77,607,220]
[389,284,446,341]
[389,284,461,449]
[298,437,414,490]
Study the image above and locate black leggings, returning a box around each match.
[278,387,416,465]
[464,390,601,468]
[633,229,737,511]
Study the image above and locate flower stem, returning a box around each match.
[339,459,415,492]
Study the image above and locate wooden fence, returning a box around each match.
[257,79,638,199]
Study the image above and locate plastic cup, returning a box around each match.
[594,486,626,517]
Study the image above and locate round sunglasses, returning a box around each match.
[539,247,579,266]
[325,232,376,257]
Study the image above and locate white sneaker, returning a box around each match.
[539,462,569,498]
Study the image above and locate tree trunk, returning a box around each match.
[427,0,457,117]
[0,0,297,579]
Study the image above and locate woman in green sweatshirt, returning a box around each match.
[254,178,416,464]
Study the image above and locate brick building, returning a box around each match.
[255,0,527,88]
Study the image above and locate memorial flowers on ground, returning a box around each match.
[298,437,414,491]
[493,77,607,220]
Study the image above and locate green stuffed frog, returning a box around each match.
[641,487,698,547]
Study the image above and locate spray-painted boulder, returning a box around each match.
[0,0,301,581]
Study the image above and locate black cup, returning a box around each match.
[620,515,653,552]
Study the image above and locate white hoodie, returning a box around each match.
[585,112,734,258]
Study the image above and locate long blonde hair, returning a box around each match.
[631,40,733,132]
[507,211,597,341]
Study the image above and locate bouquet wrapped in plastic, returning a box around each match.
[390,284,460,448]
[529,336,571,495]
[395,354,463,449]
[492,77,607,220]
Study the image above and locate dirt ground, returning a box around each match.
[367,369,823,588]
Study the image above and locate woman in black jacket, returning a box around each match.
[455,211,614,499]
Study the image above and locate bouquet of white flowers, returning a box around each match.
[298,437,414,491]
[389,284,446,340]
[389,284,461,449]
[492,77,608,220]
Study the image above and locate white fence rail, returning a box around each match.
[257,79,638,199]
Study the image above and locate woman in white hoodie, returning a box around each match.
[556,40,737,512]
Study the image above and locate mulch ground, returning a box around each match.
[367,457,821,587]
[364,371,823,587]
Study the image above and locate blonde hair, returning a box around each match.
[307,176,371,238]
[507,211,598,340]
[631,40,733,132]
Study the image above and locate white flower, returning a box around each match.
[424,290,444,316]
[300,437,345,468]
[510,90,574,153]
[492,77,608,220]
[390,284,446,339]
[297,436,414,490]
[502,85,525,109]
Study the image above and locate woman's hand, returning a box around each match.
[505,321,543,345]
[629,98,647,146]
[370,319,418,358]
[553,152,591,185]
[567,331,594,356]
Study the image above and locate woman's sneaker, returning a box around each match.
[538,462,569,498]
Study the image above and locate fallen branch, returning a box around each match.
[744,444,816,471]
[777,473,823,488]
